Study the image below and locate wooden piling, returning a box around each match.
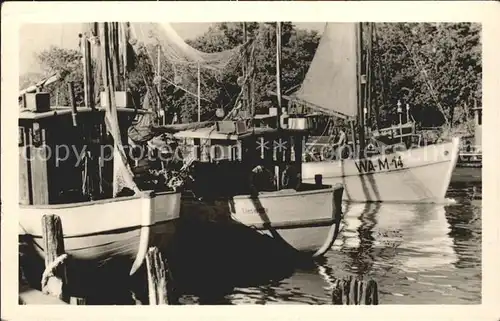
[332,276,379,305]
[145,247,170,305]
[41,214,69,302]
[40,214,87,304]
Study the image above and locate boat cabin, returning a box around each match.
[172,119,308,198]
[18,93,139,205]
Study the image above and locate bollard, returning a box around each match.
[332,276,379,305]
[314,174,323,186]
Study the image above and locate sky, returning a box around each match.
[19,22,325,76]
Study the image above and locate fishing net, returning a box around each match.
[128,88,157,145]
[128,22,250,109]
[97,22,141,197]
[130,23,246,70]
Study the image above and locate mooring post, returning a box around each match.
[332,276,379,305]
[41,214,87,304]
[364,279,379,305]
[41,214,69,303]
[146,247,172,305]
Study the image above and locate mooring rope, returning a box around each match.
[40,254,68,293]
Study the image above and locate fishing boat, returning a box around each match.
[284,23,460,203]
[18,22,181,284]
[138,22,344,257]
[172,121,344,257]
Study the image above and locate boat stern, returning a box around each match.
[312,183,344,257]
[130,190,182,275]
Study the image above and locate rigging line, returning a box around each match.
[218,42,256,111]
[308,117,333,150]
[139,24,254,114]
[138,24,159,73]
[159,75,212,104]
[141,74,159,113]
[401,42,449,126]
[169,59,247,108]
[141,42,234,105]
[223,57,256,120]
[138,31,199,101]
[139,52,222,108]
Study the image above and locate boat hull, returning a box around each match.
[180,184,344,257]
[18,191,182,278]
[302,138,460,203]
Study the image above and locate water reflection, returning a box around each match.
[330,202,457,273]
[179,174,482,304]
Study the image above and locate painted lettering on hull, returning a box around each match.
[241,207,269,215]
[355,156,404,174]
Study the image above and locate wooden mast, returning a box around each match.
[81,32,95,110]
[157,45,164,125]
[275,21,284,191]
[122,23,129,92]
[242,22,248,117]
[356,22,366,157]
[250,31,256,121]
[197,62,201,122]
[365,23,373,132]
[79,24,101,199]
[372,24,381,131]
[275,22,283,129]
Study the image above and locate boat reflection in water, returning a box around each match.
[212,198,481,305]
[331,202,458,274]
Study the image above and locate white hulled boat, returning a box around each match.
[287,23,460,203]
[173,123,344,257]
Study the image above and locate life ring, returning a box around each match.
[281,165,301,190]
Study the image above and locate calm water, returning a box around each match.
[178,168,482,305]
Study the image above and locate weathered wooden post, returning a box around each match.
[41,214,87,305]
[146,247,173,305]
[364,279,379,305]
[41,214,69,303]
[332,276,379,305]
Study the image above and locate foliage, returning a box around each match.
[19,72,45,90]
[371,22,481,129]
[20,46,85,106]
[24,22,481,134]
[126,22,320,123]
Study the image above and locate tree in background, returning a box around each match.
[371,22,481,131]
[21,22,481,135]
[19,46,85,107]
